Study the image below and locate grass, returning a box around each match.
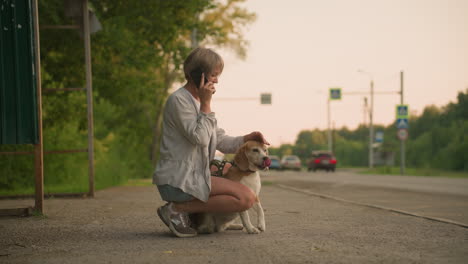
[123,178,153,187]
[0,185,89,196]
[32,209,47,218]
[261,180,275,186]
[0,178,154,196]
[3,166,465,197]
[357,166,468,178]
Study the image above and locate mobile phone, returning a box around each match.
[190,68,208,89]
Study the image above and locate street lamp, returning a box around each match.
[363,97,368,125]
[358,70,374,169]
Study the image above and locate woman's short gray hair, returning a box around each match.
[183,47,224,81]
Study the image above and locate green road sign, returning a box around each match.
[260,93,272,105]
[329,88,341,100]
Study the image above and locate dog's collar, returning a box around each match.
[231,161,256,173]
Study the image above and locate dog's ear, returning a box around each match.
[234,145,250,171]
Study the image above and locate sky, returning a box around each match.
[209,0,468,147]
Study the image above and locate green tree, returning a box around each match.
[0,0,257,193]
[270,89,468,171]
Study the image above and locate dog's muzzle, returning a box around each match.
[259,157,271,169]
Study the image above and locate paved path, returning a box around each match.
[0,171,467,263]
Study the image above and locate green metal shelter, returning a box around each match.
[0,0,95,215]
[1,0,39,144]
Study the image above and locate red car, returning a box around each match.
[308,151,337,172]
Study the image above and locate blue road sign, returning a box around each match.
[396,118,409,129]
[375,131,384,143]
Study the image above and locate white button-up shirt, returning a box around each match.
[153,87,244,202]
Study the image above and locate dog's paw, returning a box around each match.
[246,227,260,234]
[226,224,244,231]
[258,224,266,232]
[216,224,229,233]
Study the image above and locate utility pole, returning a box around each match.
[327,88,341,152]
[358,70,374,169]
[356,70,404,169]
[191,27,198,48]
[369,79,374,169]
[327,98,332,152]
[400,71,405,175]
[332,121,336,154]
[191,13,199,48]
[363,97,368,125]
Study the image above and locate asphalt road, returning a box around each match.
[264,169,468,226]
[268,169,468,195]
[1,169,467,263]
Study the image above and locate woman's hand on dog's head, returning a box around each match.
[244,131,270,145]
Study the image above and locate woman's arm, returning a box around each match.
[168,95,216,147]
[216,130,269,154]
[216,128,244,154]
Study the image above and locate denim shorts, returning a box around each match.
[157,184,194,202]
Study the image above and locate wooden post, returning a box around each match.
[32,0,44,214]
[83,0,95,197]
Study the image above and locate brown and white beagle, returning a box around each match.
[196,140,270,234]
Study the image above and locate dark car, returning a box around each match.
[268,155,282,170]
[308,151,337,172]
